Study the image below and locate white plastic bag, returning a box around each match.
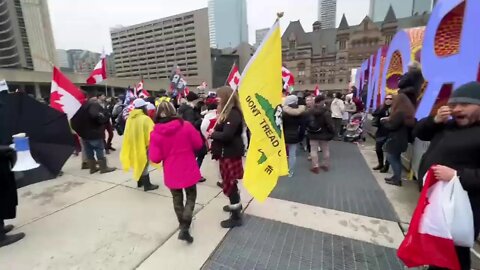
[443,175,475,247]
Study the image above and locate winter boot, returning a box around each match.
[380,162,390,173]
[81,161,89,170]
[88,159,99,174]
[221,209,243,228]
[178,229,194,244]
[373,163,384,170]
[223,203,243,213]
[142,174,159,191]
[137,178,143,188]
[98,158,116,174]
[0,232,25,248]
[2,225,13,234]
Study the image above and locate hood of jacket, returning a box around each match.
[283,105,306,116]
[128,109,146,120]
[152,118,183,137]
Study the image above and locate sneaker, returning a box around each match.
[216,181,223,188]
[373,164,383,170]
[199,177,206,183]
[288,171,294,178]
[310,167,320,174]
[0,233,25,248]
[320,165,329,172]
[2,225,14,234]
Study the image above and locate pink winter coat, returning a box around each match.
[149,118,203,189]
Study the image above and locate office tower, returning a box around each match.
[318,0,337,29]
[369,0,432,22]
[255,28,269,47]
[0,0,56,71]
[110,8,211,83]
[208,0,248,48]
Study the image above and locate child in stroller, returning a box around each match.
[343,113,366,142]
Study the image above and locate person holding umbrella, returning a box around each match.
[71,93,116,174]
[120,98,159,191]
[0,92,25,247]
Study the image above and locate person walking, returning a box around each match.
[97,93,115,154]
[371,94,393,172]
[120,98,159,192]
[330,92,345,140]
[178,92,207,183]
[307,95,335,174]
[209,86,245,228]
[282,95,306,177]
[380,93,416,186]
[414,81,480,270]
[149,101,203,243]
[71,93,116,174]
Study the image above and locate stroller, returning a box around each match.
[343,113,366,142]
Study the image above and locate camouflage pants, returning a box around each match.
[170,185,197,230]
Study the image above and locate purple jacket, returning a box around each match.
[149,119,203,189]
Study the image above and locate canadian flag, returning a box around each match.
[50,67,86,120]
[86,54,107,85]
[135,80,150,98]
[314,85,320,96]
[397,168,463,270]
[282,66,295,91]
[227,64,241,90]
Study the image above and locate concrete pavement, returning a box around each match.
[0,137,425,270]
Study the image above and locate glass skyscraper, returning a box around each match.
[369,0,433,22]
[208,0,248,49]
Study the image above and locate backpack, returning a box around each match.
[115,106,127,136]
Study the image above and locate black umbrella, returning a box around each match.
[0,93,75,188]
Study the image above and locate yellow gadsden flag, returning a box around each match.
[239,20,288,202]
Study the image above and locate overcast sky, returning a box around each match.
[47,0,369,53]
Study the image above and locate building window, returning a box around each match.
[339,41,346,50]
[289,40,296,50]
[322,47,326,55]
[339,78,344,83]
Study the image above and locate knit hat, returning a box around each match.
[448,81,480,105]
[133,98,147,108]
[186,91,199,102]
[284,95,298,106]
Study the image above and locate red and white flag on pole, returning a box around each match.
[135,80,150,98]
[313,85,320,96]
[282,66,295,92]
[227,63,241,90]
[50,67,86,120]
[86,53,107,85]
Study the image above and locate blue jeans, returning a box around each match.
[386,152,402,181]
[287,144,297,175]
[82,139,105,160]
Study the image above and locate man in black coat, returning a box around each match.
[0,93,25,247]
[178,92,207,182]
[398,62,424,107]
[71,93,116,174]
[414,81,480,270]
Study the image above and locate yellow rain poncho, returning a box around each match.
[120,109,155,181]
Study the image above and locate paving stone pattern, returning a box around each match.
[270,141,398,221]
[203,215,404,270]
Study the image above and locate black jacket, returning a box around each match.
[178,104,202,130]
[71,100,109,140]
[372,105,391,139]
[306,105,335,141]
[383,112,410,154]
[415,117,480,229]
[398,69,424,106]
[282,105,306,144]
[211,107,245,159]
[0,96,18,220]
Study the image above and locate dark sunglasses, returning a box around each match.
[385,98,393,100]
